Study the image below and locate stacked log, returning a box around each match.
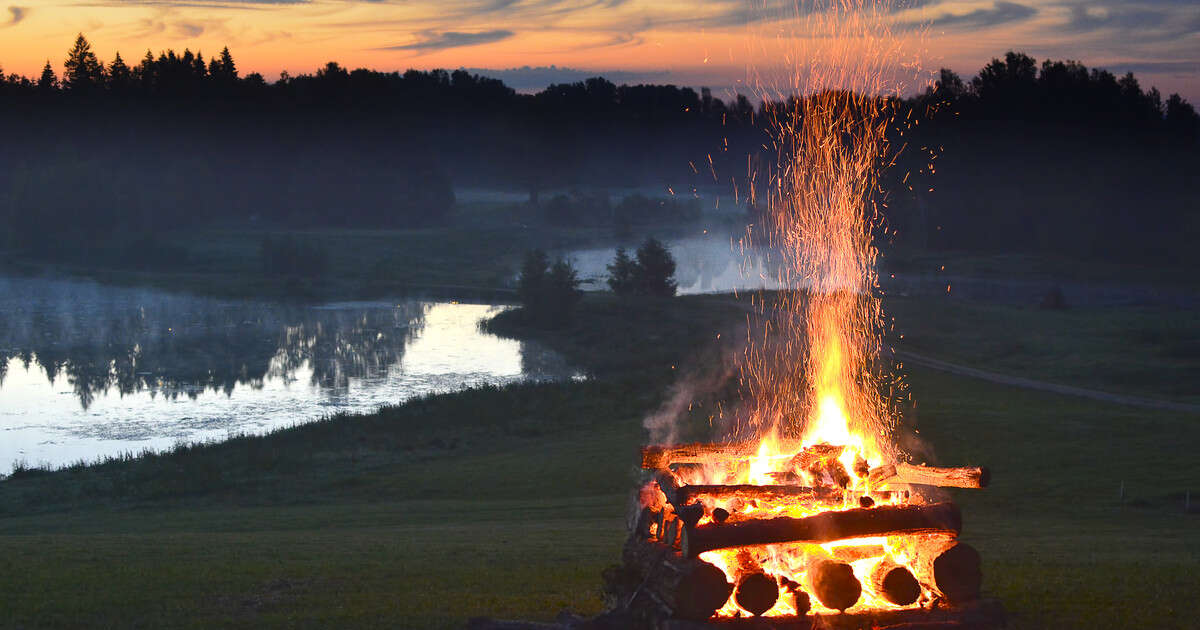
[734,572,779,616]
[625,442,992,623]
[621,537,733,622]
[867,559,922,606]
[805,557,862,612]
[681,502,962,558]
[870,463,990,489]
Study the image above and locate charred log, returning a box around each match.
[622,538,734,622]
[868,559,922,606]
[642,441,803,469]
[734,572,779,616]
[911,541,982,605]
[870,463,990,489]
[806,558,862,612]
[682,502,962,557]
[677,484,841,505]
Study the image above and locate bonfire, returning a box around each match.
[606,2,1002,627]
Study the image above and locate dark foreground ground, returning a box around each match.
[0,293,1197,629]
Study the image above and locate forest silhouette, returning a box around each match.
[1,35,1197,267]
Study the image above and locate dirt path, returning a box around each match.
[897,350,1200,413]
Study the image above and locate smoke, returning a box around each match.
[642,347,741,446]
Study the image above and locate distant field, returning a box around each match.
[0,294,1196,629]
[887,296,1200,403]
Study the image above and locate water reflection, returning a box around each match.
[0,277,581,471]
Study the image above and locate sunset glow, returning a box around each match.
[2,1,1197,99]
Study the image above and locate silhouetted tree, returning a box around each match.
[1166,93,1200,141]
[37,61,58,92]
[517,249,550,306]
[606,247,637,295]
[632,238,677,297]
[516,250,582,326]
[106,52,131,92]
[546,259,583,322]
[63,33,103,93]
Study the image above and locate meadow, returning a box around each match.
[0,293,1197,629]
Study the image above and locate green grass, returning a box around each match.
[1,294,1197,629]
[886,296,1200,403]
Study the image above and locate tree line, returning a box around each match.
[1,35,1198,268]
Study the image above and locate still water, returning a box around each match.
[0,276,581,473]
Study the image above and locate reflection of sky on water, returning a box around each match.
[0,277,581,473]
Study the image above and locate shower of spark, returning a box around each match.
[736,0,920,465]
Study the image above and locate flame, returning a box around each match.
[679,0,925,618]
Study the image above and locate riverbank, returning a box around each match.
[1,293,1197,629]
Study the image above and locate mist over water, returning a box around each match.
[567,235,787,295]
[0,276,582,473]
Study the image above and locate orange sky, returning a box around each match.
[1,1,1197,100]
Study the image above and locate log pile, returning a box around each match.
[602,440,998,627]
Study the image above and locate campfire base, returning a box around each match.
[661,598,1006,630]
[466,598,1005,630]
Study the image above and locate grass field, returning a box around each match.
[1,293,1197,629]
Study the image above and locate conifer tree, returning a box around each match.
[63,33,103,92]
[107,51,131,92]
[37,60,58,92]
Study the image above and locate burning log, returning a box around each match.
[806,558,862,612]
[792,444,853,488]
[641,441,802,469]
[867,559,922,606]
[870,463,990,489]
[677,484,842,505]
[827,543,887,563]
[682,502,962,558]
[622,538,733,622]
[910,541,983,605]
[734,572,779,616]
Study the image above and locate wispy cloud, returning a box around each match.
[5,5,27,26]
[379,29,515,52]
[175,20,203,37]
[909,1,1036,31]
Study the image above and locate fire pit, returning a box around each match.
[605,438,1003,628]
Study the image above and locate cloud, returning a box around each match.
[4,5,26,26]
[175,20,204,37]
[103,0,307,4]
[1063,5,1166,32]
[910,1,1036,30]
[1050,1,1200,42]
[379,29,514,52]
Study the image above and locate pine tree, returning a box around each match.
[193,51,207,79]
[632,237,678,297]
[606,247,637,295]
[135,50,155,89]
[545,259,583,323]
[107,51,131,92]
[63,33,103,92]
[37,60,58,92]
[218,46,237,81]
[516,250,549,310]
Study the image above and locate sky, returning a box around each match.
[1,1,1197,101]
